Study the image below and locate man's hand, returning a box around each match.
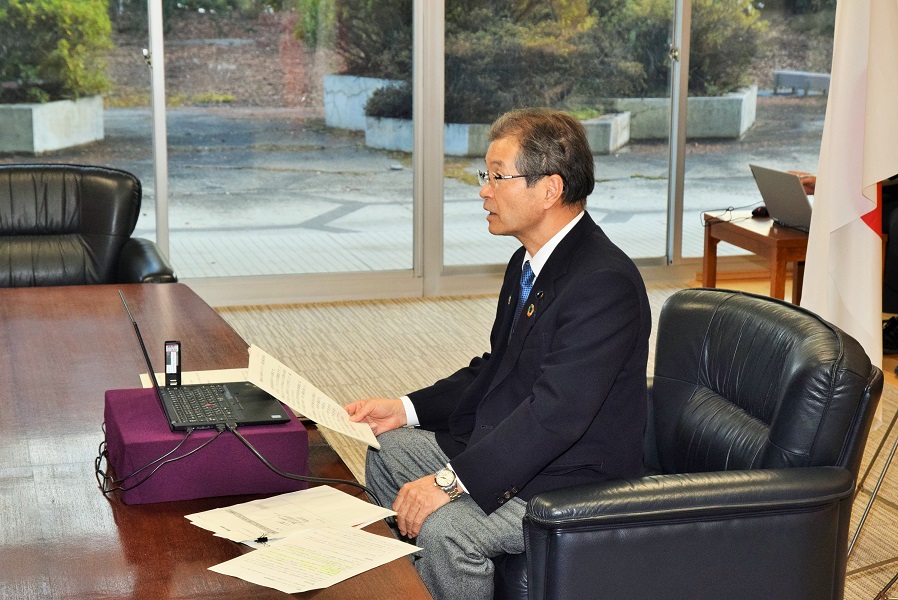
[344,397,407,436]
[393,475,451,538]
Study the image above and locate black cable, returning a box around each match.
[700,203,761,227]
[95,422,197,488]
[96,427,225,495]
[95,420,395,526]
[225,423,386,510]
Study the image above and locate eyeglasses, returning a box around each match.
[477,170,545,189]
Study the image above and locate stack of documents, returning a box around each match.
[188,486,420,593]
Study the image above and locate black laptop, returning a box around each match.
[119,291,290,431]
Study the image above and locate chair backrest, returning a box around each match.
[650,288,882,479]
[0,164,142,287]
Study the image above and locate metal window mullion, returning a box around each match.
[667,0,691,264]
[414,0,445,294]
[147,0,170,259]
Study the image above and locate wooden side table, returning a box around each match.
[703,211,809,304]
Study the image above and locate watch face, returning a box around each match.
[435,469,455,487]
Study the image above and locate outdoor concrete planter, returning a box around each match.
[365,112,630,157]
[324,74,754,142]
[0,95,104,154]
[325,74,631,154]
[582,112,630,154]
[365,117,492,156]
[365,116,413,152]
[614,85,757,140]
[324,74,402,132]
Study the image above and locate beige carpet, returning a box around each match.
[217,286,898,599]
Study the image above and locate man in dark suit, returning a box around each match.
[345,108,651,600]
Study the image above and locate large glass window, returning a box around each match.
[681,1,833,259]
[159,1,414,278]
[0,0,153,177]
[0,1,835,298]
[441,0,674,266]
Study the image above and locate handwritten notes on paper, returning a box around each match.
[247,344,380,449]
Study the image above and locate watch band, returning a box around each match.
[442,481,462,501]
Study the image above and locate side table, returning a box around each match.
[703,211,809,304]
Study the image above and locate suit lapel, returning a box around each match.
[486,212,596,395]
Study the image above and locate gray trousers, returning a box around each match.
[365,428,526,600]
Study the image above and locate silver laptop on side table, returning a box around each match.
[749,164,813,232]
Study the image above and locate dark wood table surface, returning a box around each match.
[0,283,432,600]
[702,211,809,304]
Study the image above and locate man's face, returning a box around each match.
[481,137,545,241]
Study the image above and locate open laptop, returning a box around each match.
[749,164,813,231]
[119,291,290,431]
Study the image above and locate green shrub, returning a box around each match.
[363,31,586,125]
[687,0,767,95]
[569,6,650,100]
[334,0,412,79]
[365,83,411,120]
[445,28,580,123]
[343,0,767,122]
[610,0,767,97]
[0,0,112,103]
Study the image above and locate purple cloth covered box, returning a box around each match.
[104,388,308,504]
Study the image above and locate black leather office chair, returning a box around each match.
[495,288,882,600]
[0,164,176,286]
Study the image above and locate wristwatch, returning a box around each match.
[434,467,462,501]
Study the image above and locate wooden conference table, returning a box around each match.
[0,283,432,600]
[703,211,809,304]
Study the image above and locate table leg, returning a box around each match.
[703,226,719,288]
[770,252,787,301]
[792,261,805,305]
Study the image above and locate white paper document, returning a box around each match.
[186,485,395,543]
[209,526,420,594]
[247,344,379,449]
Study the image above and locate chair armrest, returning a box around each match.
[524,467,854,600]
[526,466,853,528]
[117,238,178,284]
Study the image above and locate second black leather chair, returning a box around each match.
[0,164,176,287]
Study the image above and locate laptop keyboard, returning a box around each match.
[164,385,236,425]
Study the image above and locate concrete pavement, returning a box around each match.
[0,93,826,278]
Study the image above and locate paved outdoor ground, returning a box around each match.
[0,93,827,278]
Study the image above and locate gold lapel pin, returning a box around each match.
[526,304,535,317]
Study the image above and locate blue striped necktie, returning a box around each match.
[511,260,535,332]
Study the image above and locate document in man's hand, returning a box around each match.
[247,345,379,449]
